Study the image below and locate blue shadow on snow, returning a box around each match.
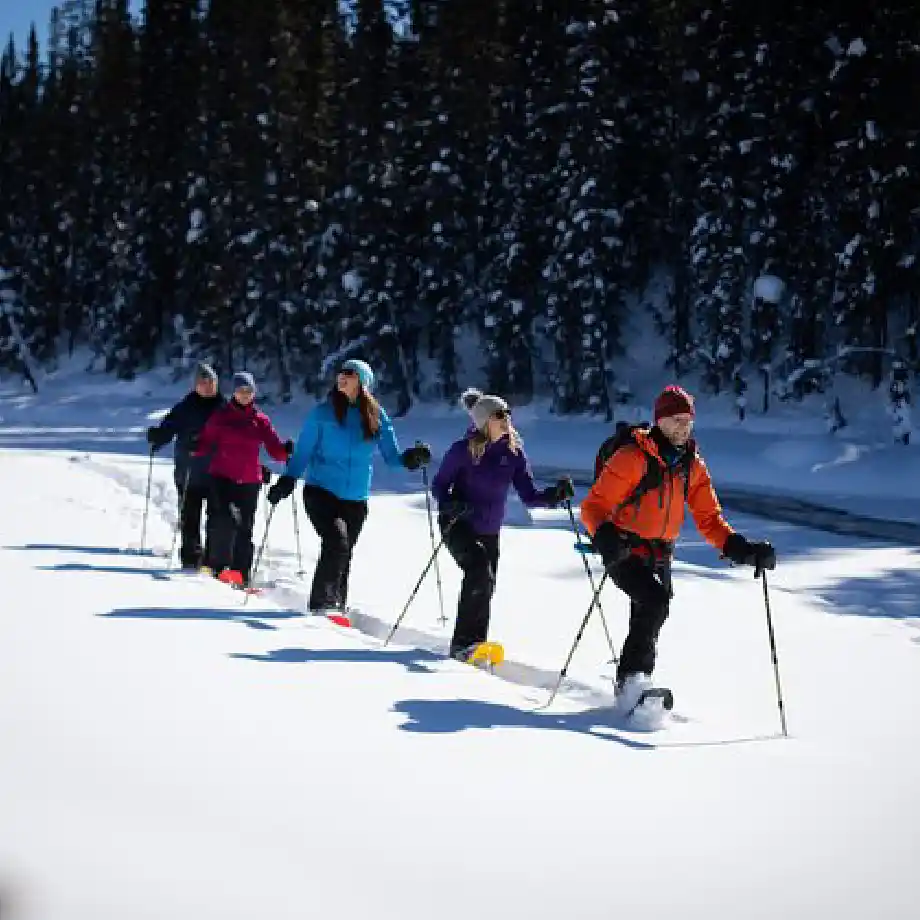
[36,562,171,579]
[4,543,156,557]
[230,645,441,675]
[392,697,660,751]
[101,607,303,631]
[392,697,785,752]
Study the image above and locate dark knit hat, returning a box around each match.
[654,385,695,422]
[232,371,256,393]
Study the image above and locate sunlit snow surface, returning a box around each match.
[0,369,918,920]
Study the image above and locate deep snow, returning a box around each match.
[0,369,919,920]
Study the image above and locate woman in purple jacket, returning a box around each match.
[431,388,574,660]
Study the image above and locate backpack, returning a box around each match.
[594,422,695,515]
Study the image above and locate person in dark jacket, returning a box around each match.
[431,387,574,660]
[267,358,431,613]
[146,363,225,568]
[194,371,292,587]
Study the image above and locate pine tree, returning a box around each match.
[824,12,890,384]
[645,0,704,375]
[478,0,543,400]
[686,1,748,392]
[84,0,144,376]
[135,0,205,364]
[543,2,636,418]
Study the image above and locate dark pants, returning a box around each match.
[611,554,673,681]
[208,476,260,582]
[302,485,368,611]
[175,473,211,568]
[442,519,500,655]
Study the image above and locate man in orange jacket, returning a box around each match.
[581,384,776,705]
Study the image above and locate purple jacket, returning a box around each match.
[431,431,552,534]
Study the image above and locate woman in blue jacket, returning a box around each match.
[268,359,431,612]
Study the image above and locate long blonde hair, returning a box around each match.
[468,423,523,461]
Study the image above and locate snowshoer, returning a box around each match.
[146,363,225,568]
[266,359,431,614]
[431,388,574,661]
[580,384,776,712]
[194,371,291,587]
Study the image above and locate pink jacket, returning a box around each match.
[195,400,289,484]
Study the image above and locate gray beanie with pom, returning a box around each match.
[461,387,510,430]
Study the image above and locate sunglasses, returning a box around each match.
[491,409,511,421]
[337,368,358,378]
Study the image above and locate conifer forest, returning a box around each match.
[1,1,918,416]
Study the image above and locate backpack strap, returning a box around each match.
[615,445,663,515]
[619,443,696,516]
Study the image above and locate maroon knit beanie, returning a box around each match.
[654,385,695,422]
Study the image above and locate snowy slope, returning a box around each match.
[1,443,918,920]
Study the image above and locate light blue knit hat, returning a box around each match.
[340,359,375,392]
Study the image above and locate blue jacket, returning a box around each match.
[284,400,405,501]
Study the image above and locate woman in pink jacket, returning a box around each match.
[194,372,291,586]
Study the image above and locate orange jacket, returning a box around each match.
[580,429,733,551]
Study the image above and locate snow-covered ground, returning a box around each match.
[1,370,919,919]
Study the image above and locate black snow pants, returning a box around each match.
[302,485,368,611]
[207,476,261,583]
[175,471,212,569]
[611,551,673,681]
[441,519,500,656]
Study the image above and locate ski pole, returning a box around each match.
[244,504,277,606]
[167,466,192,568]
[761,571,788,737]
[291,492,304,576]
[139,448,154,554]
[565,499,618,664]
[421,459,447,626]
[537,568,609,710]
[384,515,459,646]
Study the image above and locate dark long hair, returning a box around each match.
[329,386,381,440]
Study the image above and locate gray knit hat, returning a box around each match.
[461,387,510,430]
[195,362,218,383]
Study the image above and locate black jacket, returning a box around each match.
[155,391,226,484]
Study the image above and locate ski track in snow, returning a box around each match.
[72,450,757,742]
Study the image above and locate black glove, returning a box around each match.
[261,465,273,485]
[146,426,171,451]
[438,500,472,523]
[723,533,777,577]
[402,443,432,471]
[266,474,297,506]
[592,521,630,569]
[544,476,575,507]
[283,439,294,458]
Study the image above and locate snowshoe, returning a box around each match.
[613,673,673,728]
[215,569,262,595]
[452,641,504,670]
[217,569,243,586]
[627,687,674,719]
[307,606,352,627]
